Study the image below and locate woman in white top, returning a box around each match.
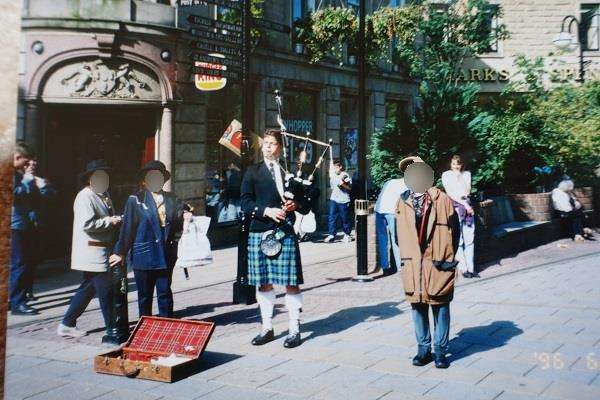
[441,155,477,278]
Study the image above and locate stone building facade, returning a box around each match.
[461,0,600,93]
[17,0,417,250]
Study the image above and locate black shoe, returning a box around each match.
[25,292,38,302]
[283,332,302,348]
[11,304,39,315]
[462,272,473,278]
[412,348,433,366]
[382,269,396,277]
[471,272,480,278]
[251,329,274,346]
[434,352,449,369]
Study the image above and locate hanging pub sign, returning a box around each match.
[194,54,229,91]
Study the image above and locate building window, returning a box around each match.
[483,5,500,53]
[292,0,316,22]
[582,4,600,51]
[340,96,359,171]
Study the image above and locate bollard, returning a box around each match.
[353,199,374,282]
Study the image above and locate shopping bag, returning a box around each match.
[175,216,213,269]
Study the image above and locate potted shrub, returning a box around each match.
[292,15,311,55]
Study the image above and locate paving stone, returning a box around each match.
[65,369,164,392]
[366,344,414,359]
[26,381,113,400]
[313,384,392,400]
[211,367,284,389]
[265,359,336,378]
[198,385,279,400]
[368,374,440,395]
[468,358,536,376]
[494,392,555,400]
[94,389,163,400]
[322,350,383,369]
[477,372,552,395]
[368,357,433,377]
[4,376,68,399]
[424,381,502,400]
[313,365,385,387]
[226,354,289,370]
[419,365,492,385]
[5,355,51,372]
[259,374,327,397]
[147,380,223,399]
[542,381,600,400]
[525,365,598,385]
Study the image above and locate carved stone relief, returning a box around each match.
[42,58,162,103]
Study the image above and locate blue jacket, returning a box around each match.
[11,172,55,231]
[114,189,187,270]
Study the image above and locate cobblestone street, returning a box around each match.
[5,238,600,400]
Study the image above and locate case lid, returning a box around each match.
[125,316,215,359]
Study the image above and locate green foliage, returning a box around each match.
[305,7,357,63]
[220,0,264,46]
[471,55,600,191]
[368,120,407,189]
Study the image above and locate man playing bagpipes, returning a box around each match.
[240,129,311,348]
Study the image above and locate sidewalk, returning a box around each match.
[5,237,600,400]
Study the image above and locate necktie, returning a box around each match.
[269,162,277,181]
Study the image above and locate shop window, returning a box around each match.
[483,4,500,53]
[340,96,359,171]
[205,83,243,225]
[282,90,317,176]
[582,4,600,51]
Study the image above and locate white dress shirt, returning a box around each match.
[264,159,284,198]
[375,178,407,214]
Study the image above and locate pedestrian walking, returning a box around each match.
[374,172,407,277]
[241,129,310,349]
[442,155,478,278]
[396,157,459,369]
[57,160,121,339]
[10,142,47,316]
[551,178,593,242]
[111,160,192,318]
[325,159,353,243]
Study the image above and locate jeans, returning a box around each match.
[411,302,450,354]
[328,201,352,236]
[10,229,33,308]
[456,221,475,273]
[134,268,174,318]
[62,271,112,328]
[375,212,401,270]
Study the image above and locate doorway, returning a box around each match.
[42,105,158,259]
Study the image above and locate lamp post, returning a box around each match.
[553,13,600,83]
[233,0,257,305]
[353,0,373,283]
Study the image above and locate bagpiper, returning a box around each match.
[240,129,310,348]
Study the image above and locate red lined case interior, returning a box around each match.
[121,316,214,362]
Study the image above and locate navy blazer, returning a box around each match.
[114,189,186,270]
[241,162,309,233]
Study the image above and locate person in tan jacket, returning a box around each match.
[396,157,460,369]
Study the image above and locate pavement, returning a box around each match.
[4,234,600,400]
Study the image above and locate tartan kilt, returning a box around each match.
[247,232,303,286]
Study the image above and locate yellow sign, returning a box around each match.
[194,53,227,91]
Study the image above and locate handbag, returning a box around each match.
[175,216,213,269]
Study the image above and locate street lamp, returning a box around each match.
[553,13,600,82]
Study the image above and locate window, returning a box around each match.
[582,4,600,51]
[347,0,360,13]
[292,0,316,22]
[484,5,500,53]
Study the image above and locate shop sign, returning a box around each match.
[458,68,510,82]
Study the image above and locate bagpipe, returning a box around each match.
[259,91,333,256]
[273,89,333,208]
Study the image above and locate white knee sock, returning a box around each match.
[285,293,303,334]
[256,289,276,332]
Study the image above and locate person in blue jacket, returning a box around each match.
[110,160,192,318]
